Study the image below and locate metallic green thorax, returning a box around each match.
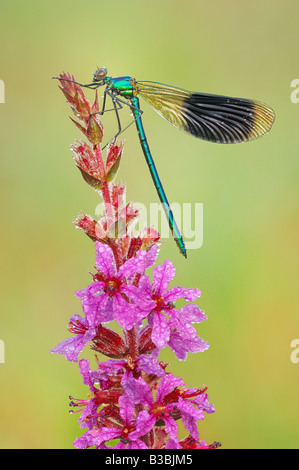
[105,76,137,98]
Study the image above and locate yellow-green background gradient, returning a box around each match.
[0,0,298,449]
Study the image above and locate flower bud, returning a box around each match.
[71,141,104,189]
[91,325,127,358]
[111,184,126,211]
[106,142,124,182]
[86,114,103,146]
[58,73,92,118]
[139,326,156,354]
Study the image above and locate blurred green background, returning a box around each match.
[0,0,298,449]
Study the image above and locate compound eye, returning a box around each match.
[93,67,108,82]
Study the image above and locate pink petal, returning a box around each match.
[165,438,181,449]
[78,358,93,387]
[129,410,156,440]
[178,304,207,323]
[153,260,175,296]
[118,249,147,280]
[177,398,202,440]
[165,286,201,302]
[95,242,116,278]
[156,374,185,402]
[152,311,169,349]
[168,332,209,360]
[95,426,122,444]
[138,274,153,295]
[122,284,155,318]
[168,310,198,339]
[145,244,159,268]
[164,415,178,440]
[118,394,135,424]
[113,294,138,330]
[50,335,86,362]
[137,354,165,377]
[121,373,153,407]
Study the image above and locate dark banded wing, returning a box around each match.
[137,81,275,144]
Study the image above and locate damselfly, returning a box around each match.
[56,68,275,257]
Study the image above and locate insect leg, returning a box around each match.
[52,76,100,89]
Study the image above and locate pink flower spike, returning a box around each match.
[53,74,218,449]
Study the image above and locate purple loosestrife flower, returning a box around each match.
[74,394,155,449]
[52,73,219,450]
[139,259,209,357]
[121,372,215,448]
[50,311,98,362]
[77,242,156,330]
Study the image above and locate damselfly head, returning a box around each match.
[93,67,108,83]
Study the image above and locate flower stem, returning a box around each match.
[125,326,139,362]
